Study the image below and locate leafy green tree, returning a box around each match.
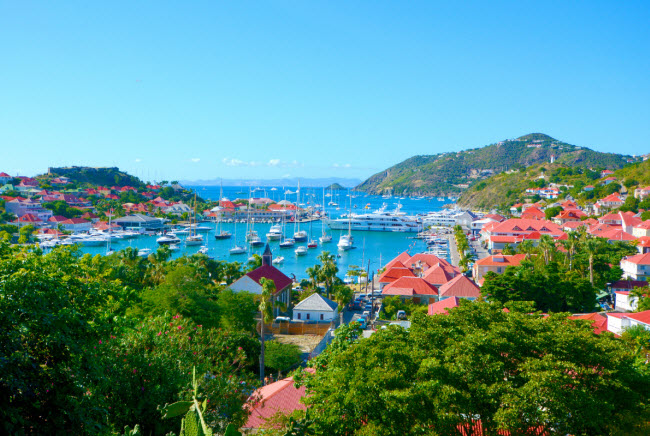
[90,314,258,435]
[0,244,135,434]
[264,340,303,376]
[544,205,563,220]
[217,289,258,333]
[317,251,338,298]
[293,302,650,436]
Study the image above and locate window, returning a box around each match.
[320,314,324,320]
[297,313,301,320]
[306,313,310,320]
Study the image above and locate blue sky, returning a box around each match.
[1,1,649,182]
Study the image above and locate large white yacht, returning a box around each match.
[323,204,422,233]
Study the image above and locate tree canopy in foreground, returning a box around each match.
[293,301,650,436]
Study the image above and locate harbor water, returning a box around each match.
[77,186,454,280]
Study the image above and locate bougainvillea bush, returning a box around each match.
[89,314,259,434]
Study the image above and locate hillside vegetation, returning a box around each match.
[458,158,650,210]
[356,133,635,196]
[42,166,146,188]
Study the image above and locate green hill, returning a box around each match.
[43,166,146,188]
[355,133,636,196]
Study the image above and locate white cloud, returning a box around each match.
[332,163,352,169]
[134,158,142,163]
[190,158,201,163]
[267,159,281,167]
[222,158,247,166]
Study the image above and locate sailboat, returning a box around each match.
[106,209,115,255]
[214,179,232,240]
[307,215,318,248]
[319,187,332,244]
[185,193,204,246]
[279,191,295,248]
[229,219,246,255]
[337,191,354,251]
[293,180,308,241]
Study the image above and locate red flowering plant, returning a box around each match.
[89,313,259,435]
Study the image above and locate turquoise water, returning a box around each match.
[79,187,453,280]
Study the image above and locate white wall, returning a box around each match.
[615,293,637,312]
[293,310,335,322]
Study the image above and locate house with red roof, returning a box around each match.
[633,220,650,238]
[599,228,636,244]
[13,213,44,228]
[5,198,53,221]
[422,264,457,287]
[606,310,650,335]
[595,193,623,214]
[81,212,100,223]
[378,264,415,286]
[0,172,12,184]
[561,221,588,232]
[427,297,463,315]
[612,280,649,311]
[382,276,439,304]
[481,218,564,252]
[437,274,481,301]
[472,254,528,284]
[601,169,614,178]
[521,206,545,220]
[553,209,586,225]
[48,215,69,224]
[243,370,314,432]
[601,176,617,185]
[230,245,293,315]
[621,252,650,280]
[61,218,92,233]
[509,203,523,216]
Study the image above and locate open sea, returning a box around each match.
[78,186,454,280]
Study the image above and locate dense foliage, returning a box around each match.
[293,302,650,436]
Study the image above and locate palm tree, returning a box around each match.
[560,231,579,270]
[317,251,338,298]
[583,237,600,286]
[306,264,322,290]
[538,235,556,265]
[258,278,275,384]
[517,239,535,255]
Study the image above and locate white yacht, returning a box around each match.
[272,256,284,265]
[138,248,152,257]
[295,246,308,256]
[229,245,247,255]
[157,233,181,245]
[185,234,204,246]
[266,224,283,240]
[279,237,295,248]
[337,234,354,251]
[324,204,422,233]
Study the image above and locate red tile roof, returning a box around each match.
[598,229,636,242]
[437,275,481,299]
[0,172,11,178]
[427,297,462,315]
[422,265,455,286]
[48,215,68,222]
[247,264,293,294]
[382,276,439,296]
[487,219,563,236]
[384,251,412,270]
[521,206,545,220]
[635,220,650,230]
[475,254,527,267]
[625,310,650,326]
[244,370,313,429]
[63,218,89,224]
[378,265,415,283]
[14,213,42,223]
[622,252,650,266]
[636,236,650,247]
[599,193,623,203]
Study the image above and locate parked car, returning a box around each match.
[396,310,407,320]
[274,316,290,323]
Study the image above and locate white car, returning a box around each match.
[274,316,290,323]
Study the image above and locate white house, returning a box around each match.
[620,253,650,281]
[606,311,650,335]
[61,218,92,233]
[292,293,338,322]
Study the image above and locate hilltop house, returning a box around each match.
[634,186,650,200]
[0,172,12,184]
[5,198,53,221]
[480,218,564,252]
[594,193,623,215]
